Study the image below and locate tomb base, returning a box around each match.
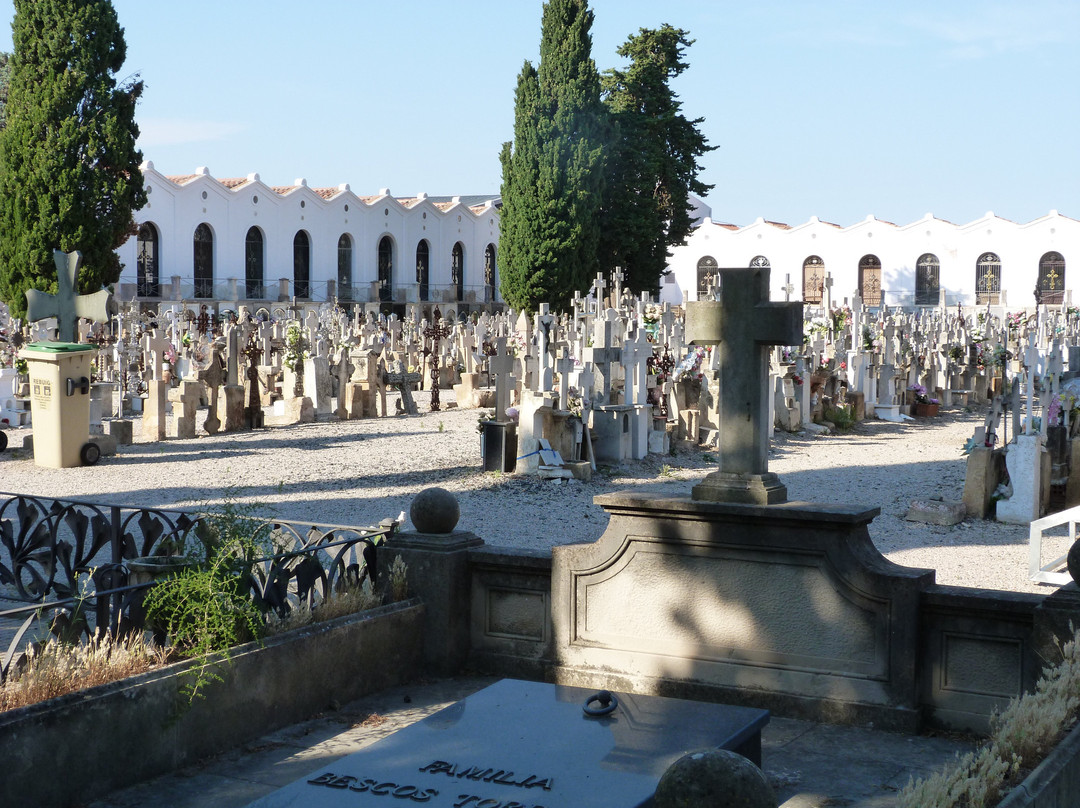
[875,403,904,422]
[553,493,928,732]
[692,470,788,505]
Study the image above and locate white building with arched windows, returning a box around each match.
[663,208,1080,311]
[115,162,502,314]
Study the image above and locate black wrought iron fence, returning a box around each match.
[0,492,398,682]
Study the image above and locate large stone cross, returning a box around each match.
[489,336,516,419]
[685,266,803,504]
[25,250,110,343]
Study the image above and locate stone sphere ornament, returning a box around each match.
[409,487,460,534]
[1068,538,1080,585]
[654,748,777,808]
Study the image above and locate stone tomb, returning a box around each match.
[245,679,768,808]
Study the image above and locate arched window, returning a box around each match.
[293,231,310,299]
[193,223,213,299]
[1037,252,1066,305]
[415,241,430,302]
[337,234,353,301]
[802,256,825,304]
[245,227,264,299]
[858,255,882,307]
[137,222,160,298]
[915,253,940,306]
[696,255,718,300]
[484,244,497,302]
[749,255,770,268]
[452,242,465,301]
[378,236,393,302]
[975,252,1001,306]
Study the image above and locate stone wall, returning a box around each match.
[443,500,1080,735]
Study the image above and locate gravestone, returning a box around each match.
[245,679,768,808]
[684,266,802,504]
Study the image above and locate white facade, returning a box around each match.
[116,162,501,308]
[664,210,1080,310]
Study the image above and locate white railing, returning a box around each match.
[1028,504,1078,584]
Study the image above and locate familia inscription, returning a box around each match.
[245,679,768,808]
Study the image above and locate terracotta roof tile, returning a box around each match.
[270,186,296,196]
[217,177,249,189]
[357,195,381,204]
[433,202,455,212]
[312,187,337,200]
[165,174,199,185]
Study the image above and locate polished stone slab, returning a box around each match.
[245,678,769,808]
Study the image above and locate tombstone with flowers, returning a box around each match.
[909,383,940,417]
[670,345,708,443]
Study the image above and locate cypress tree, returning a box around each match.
[0,0,146,319]
[600,25,714,296]
[499,0,605,312]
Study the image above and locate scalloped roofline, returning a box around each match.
[708,210,1075,233]
[139,162,498,218]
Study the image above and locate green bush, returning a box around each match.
[825,404,856,431]
[142,496,273,702]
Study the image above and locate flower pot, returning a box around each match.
[913,402,939,417]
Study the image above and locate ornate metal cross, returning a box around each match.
[25,250,110,343]
[422,307,453,412]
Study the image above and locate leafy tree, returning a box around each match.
[499,0,606,312]
[0,0,146,319]
[600,25,714,296]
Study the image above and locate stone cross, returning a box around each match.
[535,303,556,392]
[685,266,803,503]
[621,327,652,406]
[199,343,226,435]
[612,267,625,308]
[592,273,606,312]
[142,330,170,381]
[555,348,574,412]
[822,272,834,313]
[490,336,516,419]
[25,250,110,343]
[585,309,621,405]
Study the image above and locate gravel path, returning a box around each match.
[0,393,1070,595]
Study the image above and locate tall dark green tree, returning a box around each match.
[499,0,606,312]
[0,52,11,132]
[0,0,146,319]
[600,25,714,296]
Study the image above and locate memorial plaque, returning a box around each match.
[246,679,769,808]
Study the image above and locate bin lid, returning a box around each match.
[22,341,95,353]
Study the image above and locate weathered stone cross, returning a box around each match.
[25,250,110,343]
[685,266,803,504]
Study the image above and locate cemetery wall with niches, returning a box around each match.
[113,162,502,311]
[664,209,1080,312]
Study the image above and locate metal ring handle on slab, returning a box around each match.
[583,690,618,717]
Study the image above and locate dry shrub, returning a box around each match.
[0,632,170,714]
[898,629,1080,808]
[264,579,382,637]
[389,555,408,602]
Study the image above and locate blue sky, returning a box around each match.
[0,0,1077,228]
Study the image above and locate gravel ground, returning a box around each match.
[0,392,1071,595]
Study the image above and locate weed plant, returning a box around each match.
[142,494,274,702]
